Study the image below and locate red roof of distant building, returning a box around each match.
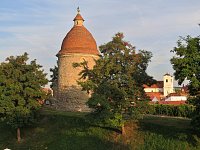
[42,87,53,95]
[181,85,189,93]
[146,92,163,101]
[158,101,186,105]
[166,92,187,97]
[143,81,163,88]
[164,73,172,76]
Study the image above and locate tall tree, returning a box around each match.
[74,33,155,134]
[0,53,48,142]
[50,62,58,89]
[170,35,200,131]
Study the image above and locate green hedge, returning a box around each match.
[146,104,195,118]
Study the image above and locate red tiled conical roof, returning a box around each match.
[58,26,99,55]
[73,14,85,21]
[58,10,99,56]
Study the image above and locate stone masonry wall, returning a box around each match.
[55,53,99,111]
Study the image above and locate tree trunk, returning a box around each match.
[17,128,21,143]
[121,124,126,135]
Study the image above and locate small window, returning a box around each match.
[166,79,168,82]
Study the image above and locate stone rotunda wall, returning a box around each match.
[55,53,99,112]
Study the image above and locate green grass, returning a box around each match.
[0,108,200,150]
[0,108,127,150]
[137,115,200,150]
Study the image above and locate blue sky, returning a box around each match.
[0,0,200,86]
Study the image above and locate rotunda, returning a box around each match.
[56,8,99,111]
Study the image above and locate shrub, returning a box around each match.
[147,104,195,118]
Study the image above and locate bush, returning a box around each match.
[147,104,195,118]
[190,96,200,132]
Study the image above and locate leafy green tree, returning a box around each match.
[170,35,200,131]
[0,53,48,142]
[75,33,155,134]
[50,61,58,89]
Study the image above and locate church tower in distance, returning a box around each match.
[163,73,174,96]
[56,8,99,111]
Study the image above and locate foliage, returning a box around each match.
[170,35,200,131]
[0,53,48,130]
[171,36,200,96]
[147,104,195,118]
[75,32,155,131]
[49,61,58,89]
[190,96,200,132]
[128,100,150,119]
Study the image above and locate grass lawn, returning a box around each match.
[138,115,200,150]
[0,108,199,150]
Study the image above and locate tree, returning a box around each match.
[74,33,155,134]
[50,61,58,89]
[0,53,48,142]
[170,35,200,131]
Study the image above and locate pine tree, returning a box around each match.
[0,53,48,142]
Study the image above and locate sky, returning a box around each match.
[0,0,200,86]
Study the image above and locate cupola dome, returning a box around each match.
[58,8,99,56]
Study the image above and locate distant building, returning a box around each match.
[144,73,188,105]
[38,87,53,105]
[165,93,187,101]
[163,73,174,96]
[144,81,163,93]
